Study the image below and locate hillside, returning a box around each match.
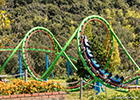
[0,0,140,77]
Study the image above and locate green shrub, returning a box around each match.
[95,90,140,100]
[66,76,79,87]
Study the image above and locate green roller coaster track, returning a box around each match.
[0,15,139,93]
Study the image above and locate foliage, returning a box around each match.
[109,37,121,72]
[0,0,139,75]
[95,93,107,100]
[0,79,63,95]
[0,10,11,28]
[95,90,140,100]
[0,0,13,48]
[75,60,90,78]
[66,75,79,87]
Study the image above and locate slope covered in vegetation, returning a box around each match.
[0,0,140,77]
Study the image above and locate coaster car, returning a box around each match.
[91,59,102,70]
[110,75,124,84]
[85,48,95,59]
[83,38,92,49]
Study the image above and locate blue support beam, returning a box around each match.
[19,51,23,78]
[46,54,54,81]
[136,78,139,84]
[67,60,75,78]
[94,82,105,95]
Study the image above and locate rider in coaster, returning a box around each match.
[82,35,124,85]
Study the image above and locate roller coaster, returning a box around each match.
[0,15,139,93]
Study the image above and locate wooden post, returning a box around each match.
[25,69,27,82]
[80,77,83,99]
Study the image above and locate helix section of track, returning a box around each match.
[77,15,140,92]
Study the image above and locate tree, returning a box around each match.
[0,0,13,48]
[109,37,121,72]
[0,0,139,76]
[0,1,11,29]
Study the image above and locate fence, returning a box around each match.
[61,78,140,100]
[1,71,140,100]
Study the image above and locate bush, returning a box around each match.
[66,76,79,87]
[95,90,140,100]
[0,79,63,95]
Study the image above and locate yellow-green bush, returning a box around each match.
[95,90,140,100]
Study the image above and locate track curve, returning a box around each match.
[0,15,139,92]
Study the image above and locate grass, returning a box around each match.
[48,78,66,83]
[66,87,128,100]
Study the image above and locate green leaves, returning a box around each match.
[0,0,11,29]
[0,0,139,75]
[0,10,11,28]
[0,11,6,14]
[109,37,121,72]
